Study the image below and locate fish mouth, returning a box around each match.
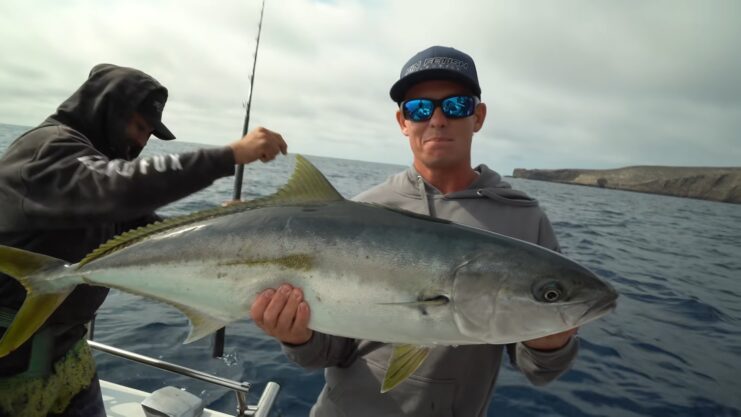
[578,290,618,322]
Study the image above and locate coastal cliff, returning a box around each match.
[512,166,741,204]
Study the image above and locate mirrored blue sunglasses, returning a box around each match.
[401,95,478,122]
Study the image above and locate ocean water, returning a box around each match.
[1,122,739,417]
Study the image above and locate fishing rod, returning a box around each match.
[232,0,267,201]
[213,0,267,359]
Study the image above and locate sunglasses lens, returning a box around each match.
[403,99,436,121]
[441,96,475,118]
[402,96,477,121]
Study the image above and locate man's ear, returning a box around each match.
[396,109,409,136]
[473,102,487,133]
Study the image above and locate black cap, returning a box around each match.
[137,89,175,140]
[390,46,481,103]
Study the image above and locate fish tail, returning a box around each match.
[0,245,74,357]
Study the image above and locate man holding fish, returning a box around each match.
[251,46,600,416]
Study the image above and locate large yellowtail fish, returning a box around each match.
[0,155,617,392]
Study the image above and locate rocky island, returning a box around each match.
[512,166,741,204]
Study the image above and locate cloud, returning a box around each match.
[0,0,738,175]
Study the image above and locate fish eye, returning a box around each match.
[534,281,565,303]
[544,287,562,302]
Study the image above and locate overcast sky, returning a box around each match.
[1,0,739,175]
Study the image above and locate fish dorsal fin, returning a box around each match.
[79,155,343,267]
[382,344,431,393]
[267,154,345,205]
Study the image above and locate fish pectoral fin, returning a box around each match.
[378,295,449,308]
[174,304,228,344]
[381,344,431,393]
[378,296,450,316]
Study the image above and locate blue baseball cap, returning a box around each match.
[390,46,481,103]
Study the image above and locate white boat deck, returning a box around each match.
[101,379,233,417]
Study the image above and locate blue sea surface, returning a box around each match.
[1,123,739,416]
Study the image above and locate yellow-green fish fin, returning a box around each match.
[265,154,345,205]
[382,344,431,393]
[0,245,72,357]
[79,154,343,266]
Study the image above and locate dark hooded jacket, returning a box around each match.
[283,165,578,417]
[0,64,235,375]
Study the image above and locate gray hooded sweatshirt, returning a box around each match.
[282,164,578,417]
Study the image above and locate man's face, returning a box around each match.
[396,80,486,171]
[126,112,154,150]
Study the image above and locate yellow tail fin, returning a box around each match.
[0,245,72,357]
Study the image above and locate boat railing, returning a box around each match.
[88,340,280,417]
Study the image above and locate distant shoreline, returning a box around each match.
[512,166,741,204]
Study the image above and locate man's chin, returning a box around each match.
[419,153,465,169]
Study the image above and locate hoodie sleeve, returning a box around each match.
[502,211,577,384]
[507,336,579,386]
[16,131,235,228]
[281,332,358,369]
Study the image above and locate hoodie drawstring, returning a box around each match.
[416,175,434,216]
